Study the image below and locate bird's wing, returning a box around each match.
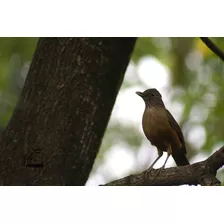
[165,109,186,154]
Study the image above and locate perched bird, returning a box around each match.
[136,88,189,172]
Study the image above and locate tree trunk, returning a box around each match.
[0,37,137,185]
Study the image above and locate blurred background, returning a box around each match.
[0,37,223,185]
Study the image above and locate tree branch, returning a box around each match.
[101,146,224,186]
[200,37,224,61]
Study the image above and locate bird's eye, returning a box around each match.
[151,94,155,96]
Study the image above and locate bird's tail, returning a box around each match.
[172,147,190,166]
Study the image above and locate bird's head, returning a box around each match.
[135,88,165,108]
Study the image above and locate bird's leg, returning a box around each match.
[148,149,163,170]
[145,149,163,180]
[161,145,172,169]
[155,145,172,177]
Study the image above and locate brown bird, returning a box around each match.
[136,88,189,172]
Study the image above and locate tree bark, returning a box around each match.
[102,146,224,186]
[0,37,137,185]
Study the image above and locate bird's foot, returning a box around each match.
[152,166,165,181]
[144,167,154,182]
[144,166,166,185]
[155,167,164,177]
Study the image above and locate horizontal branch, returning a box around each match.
[200,37,224,61]
[101,146,224,186]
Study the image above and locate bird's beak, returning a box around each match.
[135,91,144,97]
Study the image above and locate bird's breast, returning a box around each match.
[142,107,178,149]
[143,107,169,133]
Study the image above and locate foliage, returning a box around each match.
[0,37,223,185]
[91,37,224,184]
[0,37,38,127]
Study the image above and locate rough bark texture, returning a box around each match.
[102,146,224,186]
[0,37,137,185]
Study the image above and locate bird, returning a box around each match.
[136,88,189,173]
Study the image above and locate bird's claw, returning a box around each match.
[144,167,154,181]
